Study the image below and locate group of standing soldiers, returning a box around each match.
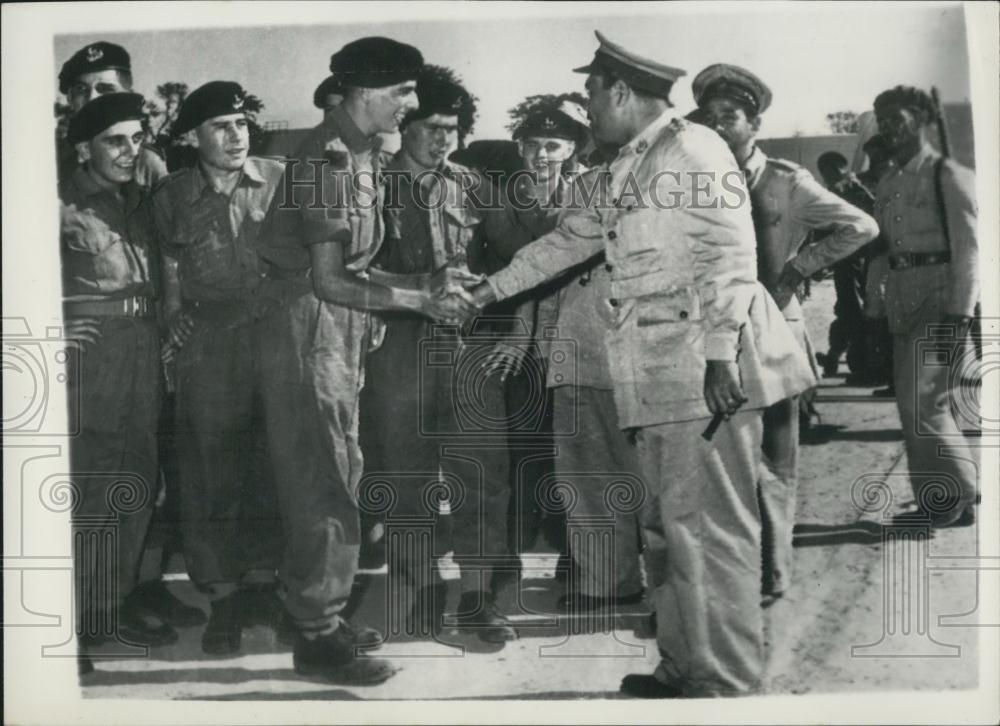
[60,28,979,696]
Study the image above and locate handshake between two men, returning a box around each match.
[420,263,497,326]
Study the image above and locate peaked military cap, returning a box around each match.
[573,31,686,99]
[313,75,343,109]
[402,64,477,134]
[514,105,589,144]
[66,92,145,145]
[59,41,132,94]
[873,85,936,117]
[174,81,247,135]
[329,36,424,89]
[693,63,772,116]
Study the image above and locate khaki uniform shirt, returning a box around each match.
[59,166,157,302]
[150,156,286,302]
[488,111,815,427]
[874,145,978,333]
[742,147,879,321]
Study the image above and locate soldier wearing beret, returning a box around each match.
[693,63,879,604]
[465,32,815,697]
[60,93,176,671]
[255,37,477,684]
[57,41,166,187]
[871,85,979,526]
[149,81,290,656]
[359,64,524,644]
[313,75,344,119]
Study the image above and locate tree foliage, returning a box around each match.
[826,110,860,134]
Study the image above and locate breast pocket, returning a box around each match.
[904,196,941,235]
[442,204,479,260]
[63,225,135,293]
[177,218,237,288]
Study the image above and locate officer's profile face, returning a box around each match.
[401,113,459,169]
[77,119,144,188]
[364,81,420,134]
[518,136,576,182]
[702,97,760,152]
[584,73,627,144]
[190,113,250,172]
[875,104,923,154]
[66,70,128,113]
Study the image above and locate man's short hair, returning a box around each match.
[873,85,937,119]
[816,151,849,177]
[595,69,672,106]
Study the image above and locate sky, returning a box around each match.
[52,2,972,142]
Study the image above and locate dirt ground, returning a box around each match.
[76,280,987,703]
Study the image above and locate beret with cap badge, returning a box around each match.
[692,63,773,116]
[513,105,589,145]
[329,36,424,90]
[313,75,343,110]
[174,81,248,135]
[401,64,477,136]
[59,41,132,94]
[66,92,146,145]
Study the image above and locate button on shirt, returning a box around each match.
[59,167,157,302]
[874,145,978,324]
[151,156,286,302]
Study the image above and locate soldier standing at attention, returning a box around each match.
[255,37,477,684]
[692,64,879,604]
[872,85,979,527]
[60,94,176,671]
[151,81,287,656]
[466,32,815,697]
[57,42,167,186]
[360,65,519,644]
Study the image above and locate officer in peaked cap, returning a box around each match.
[465,31,817,698]
[692,63,773,117]
[573,30,686,102]
[694,62,878,614]
[57,40,167,186]
[173,80,249,136]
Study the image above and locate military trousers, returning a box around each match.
[758,317,808,598]
[892,325,978,509]
[67,317,160,635]
[636,409,765,697]
[552,385,644,598]
[361,316,513,600]
[174,309,282,596]
[255,278,367,635]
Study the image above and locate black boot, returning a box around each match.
[201,591,242,656]
[125,580,207,628]
[620,673,683,698]
[452,591,517,643]
[293,625,397,684]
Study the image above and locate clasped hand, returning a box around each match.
[422,264,487,325]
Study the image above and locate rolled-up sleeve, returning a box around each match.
[787,171,879,276]
[942,162,979,316]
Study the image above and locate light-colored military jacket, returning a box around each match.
[874,145,978,334]
[488,111,815,427]
[743,147,879,322]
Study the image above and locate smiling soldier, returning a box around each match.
[149,81,287,657]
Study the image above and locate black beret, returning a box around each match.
[174,81,247,135]
[59,42,131,94]
[66,92,145,145]
[692,63,772,116]
[402,65,477,135]
[313,75,343,109]
[873,85,936,117]
[513,106,588,144]
[329,36,424,89]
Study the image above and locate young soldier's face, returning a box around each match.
[702,97,760,153]
[875,104,923,154]
[366,81,420,134]
[401,114,459,169]
[66,70,128,113]
[191,113,249,172]
[518,136,576,182]
[79,120,144,187]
